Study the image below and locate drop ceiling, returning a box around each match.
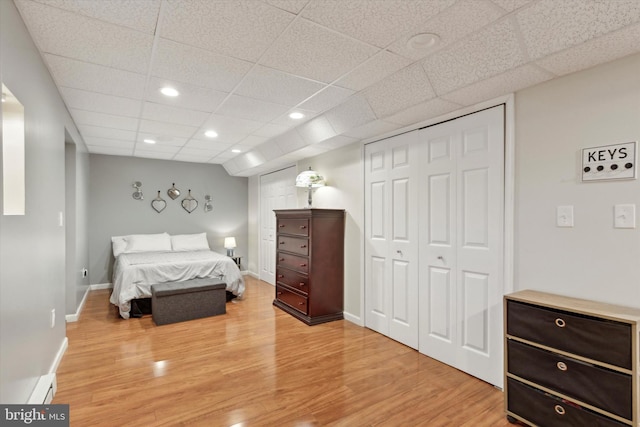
[14,0,640,177]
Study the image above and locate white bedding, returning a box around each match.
[109,250,245,319]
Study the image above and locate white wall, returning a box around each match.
[0,0,89,403]
[515,52,640,306]
[247,174,259,275]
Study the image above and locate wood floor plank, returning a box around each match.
[53,276,510,426]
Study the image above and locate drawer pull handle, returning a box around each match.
[555,318,566,328]
[279,241,285,245]
[300,225,307,229]
[299,282,305,286]
[279,258,285,261]
[298,302,304,306]
[277,292,282,295]
[279,224,285,228]
[277,275,284,279]
[556,361,567,371]
[300,244,307,248]
[300,263,307,267]
[554,405,565,415]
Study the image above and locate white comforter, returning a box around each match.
[110,250,245,319]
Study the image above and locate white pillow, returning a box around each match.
[124,233,172,253]
[111,235,128,257]
[171,233,210,251]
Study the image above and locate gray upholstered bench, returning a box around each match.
[151,278,226,325]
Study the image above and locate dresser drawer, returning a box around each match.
[276,285,308,315]
[276,268,309,294]
[507,378,627,427]
[277,218,309,236]
[506,300,632,369]
[508,339,632,420]
[277,252,309,274]
[277,235,309,256]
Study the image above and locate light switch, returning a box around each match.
[614,204,636,228]
[557,205,574,227]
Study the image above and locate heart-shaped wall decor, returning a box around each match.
[167,183,180,200]
[181,190,198,214]
[151,191,166,213]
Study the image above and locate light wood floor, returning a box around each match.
[54,276,511,426]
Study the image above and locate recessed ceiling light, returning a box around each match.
[406,33,440,53]
[204,130,218,138]
[160,87,179,97]
[143,139,156,144]
[289,112,304,120]
[231,149,242,153]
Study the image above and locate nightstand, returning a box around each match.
[230,256,241,268]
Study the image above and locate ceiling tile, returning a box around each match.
[296,116,337,145]
[134,150,177,160]
[145,78,228,113]
[239,135,269,148]
[70,109,139,131]
[535,23,640,76]
[489,0,532,12]
[335,50,412,92]
[172,153,211,163]
[44,54,146,99]
[185,139,233,151]
[423,18,526,95]
[138,119,197,139]
[260,18,378,83]
[384,98,463,126]
[83,137,135,149]
[235,65,326,106]
[16,0,153,74]
[137,133,187,147]
[262,0,309,14]
[517,0,640,60]
[297,85,355,113]
[255,142,286,162]
[273,130,307,153]
[387,0,505,61]
[293,144,330,158]
[317,134,358,150]
[440,64,555,106]
[216,95,290,122]
[152,39,252,93]
[342,120,401,140]
[134,144,181,154]
[31,0,162,33]
[253,123,289,138]
[161,0,295,62]
[86,145,133,156]
[78,124,136,141]
[142,102,210,127]
[301,0,455,48]
[270,108,318,127]
[176,146,220,156]
[60,87,141,117]
[200,114,265,136]
[363,63,436,119]
[324,94,377,134]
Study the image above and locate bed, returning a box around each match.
[109,232,245,319]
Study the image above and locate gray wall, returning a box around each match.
[1,0,89,403]
[89,154,248,284]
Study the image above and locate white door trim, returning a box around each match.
[359,93,516,361]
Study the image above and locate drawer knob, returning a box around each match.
[300,263,307,267]
[299,282,305,286]
[300,225,307,229]
[556,361,568,371]
[300,244,307,248]
[279,224,285,228]
[279,258,285,261]
[555,318,566,328]
[554,405,565,415]
[277,292,282,295]
[298,302,304,306]
[279,241,285,245]
[277,275,284,279]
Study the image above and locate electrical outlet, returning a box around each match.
[50,309,55,328]
[82,268,88,278]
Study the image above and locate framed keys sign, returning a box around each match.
[582,141,637,182]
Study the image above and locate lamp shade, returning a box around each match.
[295,168,325,188]
[224,237,236,249]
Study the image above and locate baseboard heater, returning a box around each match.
[27,373,56,404]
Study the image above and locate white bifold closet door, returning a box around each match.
[260,167,297,285]
[364,106,504,388]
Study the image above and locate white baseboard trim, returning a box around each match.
[50,337,68,375]
[90,282,112,290]
[246,271,259,279]
[65,287,89,323]
[343,311,362,326]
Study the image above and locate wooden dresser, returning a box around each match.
[273,208,345,325]
[504,290,640,426]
